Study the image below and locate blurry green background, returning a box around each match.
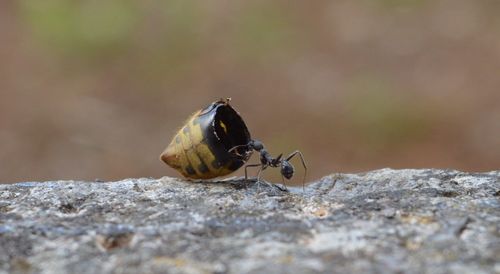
[1,0,499,184]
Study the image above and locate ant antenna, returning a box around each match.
[228,144,249,157]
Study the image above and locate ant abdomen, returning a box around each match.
[281,161,294,179]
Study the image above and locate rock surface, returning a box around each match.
[0,169,499,274]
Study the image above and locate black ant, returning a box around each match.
[229,140,307,191]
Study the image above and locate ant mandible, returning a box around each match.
[229,140,307,191]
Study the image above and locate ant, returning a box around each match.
[229,140,307,191]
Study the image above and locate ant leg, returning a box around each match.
[256,165,268,183]
[244,164,267,192]
[256,167,263,182]
[285,150,308,192]
[244,163,262,180]
[254,166,265,192]
[256,165,277,191]
[280,173,288,191]
[257,166,281,191]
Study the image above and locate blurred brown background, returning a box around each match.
[1,0,499,184]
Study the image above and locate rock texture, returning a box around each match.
[1,169,499,274]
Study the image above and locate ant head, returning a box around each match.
[281,160,294,180]
[249,140,264,151]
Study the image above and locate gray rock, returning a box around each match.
[0,168,499,274]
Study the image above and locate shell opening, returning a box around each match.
[213,105,251,157]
